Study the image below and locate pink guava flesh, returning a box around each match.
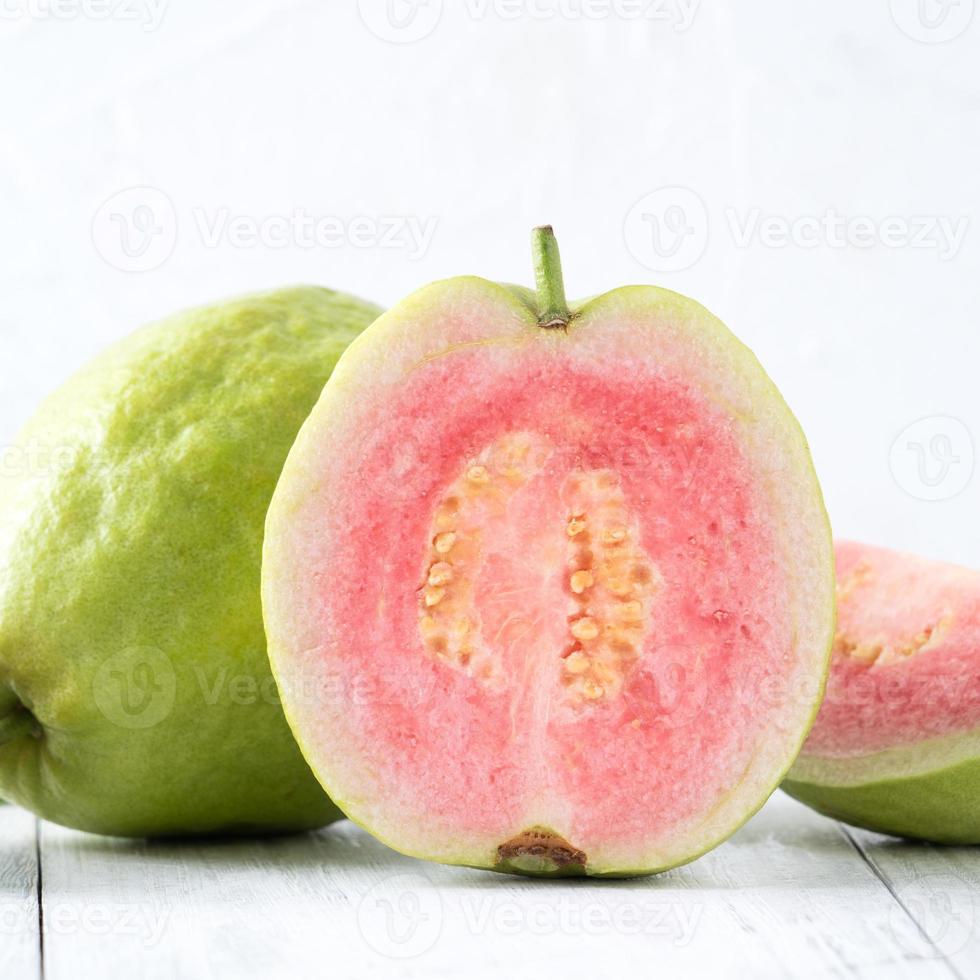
[339,357,790,843]
[801,542,980,756]
[264,280,833,874]
[784,541,980,843]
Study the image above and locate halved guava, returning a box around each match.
[784,541,980,843]
[263,229,835,876]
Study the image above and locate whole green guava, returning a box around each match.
[0,287,382,836]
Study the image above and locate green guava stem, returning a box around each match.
[532,225,571,328]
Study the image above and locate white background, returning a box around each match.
[2,7,980,979]
[1,0,978,566]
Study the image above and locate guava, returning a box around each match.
[783,540,980,843]
[0,286,382,836]
[262,229,835,876]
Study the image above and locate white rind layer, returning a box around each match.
[790,726,980,788]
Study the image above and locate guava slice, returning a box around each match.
[784,540,980,843]
[263,229,834,876]
[0,286,382,836]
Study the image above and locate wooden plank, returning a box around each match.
[652,793,958,980]
[0,805,40,980]
[37,794,960,980]
[846,824,980,980]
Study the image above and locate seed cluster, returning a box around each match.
[834,618,951,666]
[416,437,661,706]
[561,471,660,705]
[418,434,546,681]
[835,560,952,665]
[418,494,478,669]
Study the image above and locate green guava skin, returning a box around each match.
[0,287,381,837]
[784,752,980,844]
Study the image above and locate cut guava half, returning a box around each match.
[263,229,835,875]
[784,540,980,844]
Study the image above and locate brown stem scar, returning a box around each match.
[496,828,587,871]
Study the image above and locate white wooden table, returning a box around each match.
[1,792,976,979]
